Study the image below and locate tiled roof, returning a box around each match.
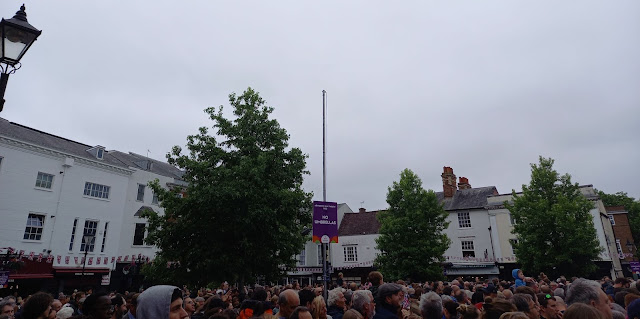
[109,151,184,180]
[0,117,129,169]
[605,206,627,213]
[338,211,382,236]
[436,186,498,211]
[134,206,155,217]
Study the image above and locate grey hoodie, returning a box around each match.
[137,285,178,319]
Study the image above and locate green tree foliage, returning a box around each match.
[143,88,312,286]
[597,190,640,255]
[375,169,451,281]
[506,157,602,278]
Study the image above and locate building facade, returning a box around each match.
[606,206,637,277]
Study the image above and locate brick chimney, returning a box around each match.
[458,177,471,190]
[359,207,366,213]
[442,166,457,198]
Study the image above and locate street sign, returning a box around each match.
[631,261,640,274]
[312,201,338,243]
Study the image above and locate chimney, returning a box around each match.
[458,177,471,190]
[442,166,457,198]
[359,207,366,213]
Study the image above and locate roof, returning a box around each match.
[605,206,627,214]
[0,117,129,169]
[339,211,382,236]
[134,206,155,217]
[109,151,184,180]
[436,186,499,211]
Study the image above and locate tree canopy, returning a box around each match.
[375,169,450,282]
[143,88,312,286]
[506,156,602,278]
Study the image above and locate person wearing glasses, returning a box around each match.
[537,294,559,319]
[511,294,540,319]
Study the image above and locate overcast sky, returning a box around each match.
[2,1,639,211]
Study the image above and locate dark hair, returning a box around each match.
[511,294,533,313]
[537,293,554,308]
[172,288,183,303]
[514,286,536,299]
[563,303,605,319]
[471,291,484,304]
[83,292,109,317]
[368,272,383,285]
[443,300,458,317]
[443,287,453,297]
[291,306,310,319]
[482,299,517,319]
[22,292,53,319]
[112,294,126,307]
[252,288,267,301]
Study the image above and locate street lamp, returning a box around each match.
[0,5,42,112]
[81,232,96,277]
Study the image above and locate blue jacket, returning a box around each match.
[512,268,525,287]
[373,304,398,319]
[328,306,344,319]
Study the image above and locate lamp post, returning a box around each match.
[81,233,96,277]
[0,5,42,112]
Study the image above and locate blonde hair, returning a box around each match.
[456,304,480,319]
[499,312,529,319]
[311,296,327,319]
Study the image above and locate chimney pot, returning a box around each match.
[458,177,471,190]
[442,166,457,198]
[359,208,366,213]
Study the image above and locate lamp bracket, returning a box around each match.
[0,62,21,75]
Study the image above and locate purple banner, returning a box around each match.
[631,261,640,274]
[312,201,338,243]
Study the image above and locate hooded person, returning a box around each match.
[512,269,526,288]
[136,285,188,319]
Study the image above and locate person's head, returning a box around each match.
[565,278,612,319]
[537,293,557,319]
[111,294,127,318]
[299,289,316,309]
[614,278,630,288]
[502,290,513,300]
[22,292,55,319]
[0,299,15,319]
[311,296,327,319]
[50,300,62,313]
[563,302,605,319]
[83,292,112,319]
[195,297,205,309]
[498,312,529,319]
[137,286,188,319]
[418,292,442,319]
[291,306,313,319]
[377,283,404,309]
[278,289,301,319]
[55,306,74,319]
[482,299,517,319]
[511,293,539,319]
[456,304,480,319]
[518,270,524,280]
[351,290,375,319]
[442,300,457,319]
[628,299,640,319]
[127,293,139,317]
[183,297,195,314]
[328,288,346,310]
[368,272,383,286]
[343,309,364,319]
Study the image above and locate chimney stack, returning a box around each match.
[442,166,457,198]
[458,177,471,190]
[359,207,366,213]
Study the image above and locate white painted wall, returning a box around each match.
[443,209,495,263]
[330,234,379,269]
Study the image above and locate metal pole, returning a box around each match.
[321,90,329,301]
[82,248,88,277]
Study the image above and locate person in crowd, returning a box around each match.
[351,290,375,319]
[278,290,301,319]
[625,293,640,307]
[563,303,605,319]
[368,272,384,303]
[565,278,612,319]
[442,300,457,319]
[50,301,62,314]
[536,293,559,319]
[291,307,313,319]
[111,294,127,319]
[55,307,74,319]
[343,309,364,319]
[311,296,328,319]
[409,289,422,316]
[483,285,498,300]
[373,283,404,319]
[0,299,15,319]
[498,312,529,319]
[627,299,640,319]
[82,292,113,319]
[502,289,513,301]
[607,278,631,297]
[482,298,517,319]
[136,285,188,319]
[337,274,344,288]
[194,297,205,311]
[456,304,480,319]
[418,292,441,319]
[123,293,139,319]
[513,269,526,288]
[327,289,347,319]
[299,290,316,310]
[182,297,195,318]
[22,292,55,319]
[511,294,539,319]
[553,296,566,317]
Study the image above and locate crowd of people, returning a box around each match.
[1,269,640,319]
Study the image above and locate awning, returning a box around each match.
[9,273,54,279]
[54,268,110,274]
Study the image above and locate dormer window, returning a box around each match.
[86,145,106,160]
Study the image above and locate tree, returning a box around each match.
[506,156,602,278]
[143,87,312,287]
[597,190,640,256]
[375,169,450,281]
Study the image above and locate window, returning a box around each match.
[152,192,159,204]
[298,249,306,266]
[137,184,145,201]
[344,245,358,262]
[616,239,623,255]
[461,240,475,257]
[509,239,519,255]
[101,222,109,253]
[458,212,471,228]
[69,218,79,251]
[97,148,104,159]
[133,223,146,246]
[609,215,615,225]
[80,220,98,252]
[23,214,45,240]
[509,213,517,225]
[84,182,110,199]
[35,172,54,189]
